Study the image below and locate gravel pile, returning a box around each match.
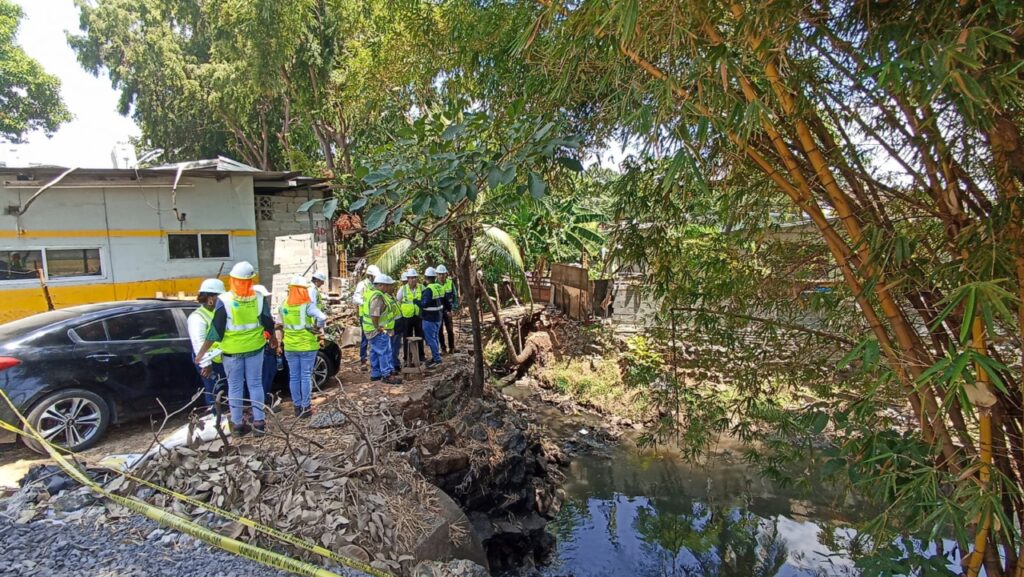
[0,513,310,577]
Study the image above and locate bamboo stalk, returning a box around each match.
[967,313,995,576]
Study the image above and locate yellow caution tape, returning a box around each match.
[0,391,393,577]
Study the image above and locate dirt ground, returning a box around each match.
[0,338,449,491]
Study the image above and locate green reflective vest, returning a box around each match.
[357,280,374,317]
[281,303,319,352]
[218,292,266,355]
[193,306,221,363]
[399,285,422,318]
[442,278,454,296]
[361,289,399,333]
[423,283,445,313]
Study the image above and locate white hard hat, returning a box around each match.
[198,278,225,295]
[289,275,309,287]
[253,284,270,297]
[373,274,395,285]
[436,265,448,274]
[366,265,381,277]
[311,271,327,283]
[424,266,437,277]
[403,268,419,280]
[229,261,256,279]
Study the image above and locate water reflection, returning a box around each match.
[541,447,858,577]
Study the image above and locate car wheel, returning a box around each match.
[313,351,334,390]
[23,389,110,454]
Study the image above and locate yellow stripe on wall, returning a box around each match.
[0,275,259,323]
[0,229,257,239]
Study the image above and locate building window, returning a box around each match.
[0,249,43,281]
[0,248,103,282]
[168,233,231,260]
[46,248,103,278]
[257,195,273,221]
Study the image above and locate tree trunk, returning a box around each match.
[479,277,519,364]
[454,225,485,396]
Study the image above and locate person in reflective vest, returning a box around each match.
[308,271,328,314]
[352,265,381,370]
[196,261,277,438]
[188,278,226,411]
[279,276,327,418]
[419,267,445,367]
[361,274,402,384]
[436,264,456,353]
[395,269,425,370]
[254,284,279,414]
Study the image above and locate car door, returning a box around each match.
[72,309,199,414]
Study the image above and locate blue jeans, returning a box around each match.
[359,329,368,363]
[422,319,442,363]
[223,352,266,425]
[369,332,394,379]
[285,350,316,410]
[193,355,226,409]
[391,318,405,370]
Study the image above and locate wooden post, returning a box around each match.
[36,268,54,311]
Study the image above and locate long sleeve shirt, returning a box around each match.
[186,308,213,356]
[352,279,371,306]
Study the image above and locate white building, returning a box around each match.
[0,157,333,322]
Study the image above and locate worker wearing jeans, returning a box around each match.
[419,267,445,367]
[196,261,277,437]
[361,274,402,384]
[280,276,327,417]
[352,265,380,369]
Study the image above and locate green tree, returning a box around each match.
[512,0,1024,573]
[0,0,71,142]
[350,103,584,394]
[69,0,441,172]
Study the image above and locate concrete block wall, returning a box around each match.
[611,283,661,328]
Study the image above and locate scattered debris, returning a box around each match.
[308,411,348,429]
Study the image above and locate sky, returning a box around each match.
[3,0,140,168]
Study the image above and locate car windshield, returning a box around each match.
[0,310,78,341]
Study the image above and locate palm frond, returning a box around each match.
[476,225,532,303]
[366,238,413,275]
[481,225,525,269]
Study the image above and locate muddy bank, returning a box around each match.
[384,356,567,573]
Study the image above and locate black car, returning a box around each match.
[0,299,341,454]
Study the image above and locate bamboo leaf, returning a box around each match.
[959,286,976,345]
[556,156,584,172]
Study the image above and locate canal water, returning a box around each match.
[501,381,964,577]
[539,444,861,577]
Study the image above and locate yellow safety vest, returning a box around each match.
[361,290,399,333]
[399,285,422,318]
[193,307,221,363]
[280,303,319,352]
[218,292,266,355]
[422,283,445,313]
[357,280,375,317]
